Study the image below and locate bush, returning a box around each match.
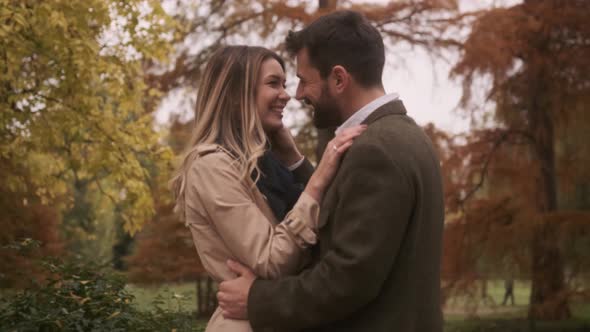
[0,240,204,331]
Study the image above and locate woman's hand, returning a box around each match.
[305,125,368,202]
[269,126,303,167]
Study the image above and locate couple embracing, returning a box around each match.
[171,10,444,332]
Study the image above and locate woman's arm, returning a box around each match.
[186,152,318,280]
[186,125,366,280]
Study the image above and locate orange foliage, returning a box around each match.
[125,203,205,284]
[448,0,590,320]
[0,189,64,288]
[126,119,205,283]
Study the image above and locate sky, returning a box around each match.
[369,0,521,133]
[381,46,468,132]
[154,0,522,134]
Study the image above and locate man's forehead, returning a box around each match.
[295,48,310,66]
[295,48,316,78]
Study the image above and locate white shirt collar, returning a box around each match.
[335,93,399,135]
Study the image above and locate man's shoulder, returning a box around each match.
[365,112,432,150]
[367,111,421,135]
[345,114,420,157]
[341,113,438,175]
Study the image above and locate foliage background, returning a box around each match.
[1,0,589,330]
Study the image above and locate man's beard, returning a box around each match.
[311,84,341,129]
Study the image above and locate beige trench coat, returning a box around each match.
[184,144,319,332]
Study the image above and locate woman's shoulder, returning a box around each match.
[189,144,238,172]
[186,144,247,190]
[194,143,222,156]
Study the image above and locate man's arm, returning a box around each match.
[248,143,415,330]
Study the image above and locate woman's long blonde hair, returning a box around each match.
[170,46,285,220]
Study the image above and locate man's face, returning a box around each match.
[295,48,341,129]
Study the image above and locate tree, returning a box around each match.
[0,0,176,235]
[432,126,537,310]
[147,0,460,159]
[0,185,63,288]
[450,0,590,320]
[139,0,461,315]
[125,118,215,316]
[125,204,205,284]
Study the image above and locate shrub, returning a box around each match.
[0,240,203,331]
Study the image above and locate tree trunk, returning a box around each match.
[527,88,570,320]
[196,277,204,316]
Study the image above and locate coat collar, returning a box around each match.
[361,99,407,126]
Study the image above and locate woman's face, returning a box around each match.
[256,58,290,134]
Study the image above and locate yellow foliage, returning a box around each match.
[0,0,176,233]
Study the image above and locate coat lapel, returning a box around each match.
[318,99,408,229]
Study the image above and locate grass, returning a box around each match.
[444,279,532,320]
[126,282,199,313]
[125,280,590,331]
[444,319,590,332]
[444,280,590,331]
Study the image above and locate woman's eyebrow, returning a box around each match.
[265,74,285,80]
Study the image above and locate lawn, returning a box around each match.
[126,282,200,313]
[444,279,532,319]
[126,279,590,331]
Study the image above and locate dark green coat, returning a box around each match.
[249,100,445,332]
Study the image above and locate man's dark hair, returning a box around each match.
[285,10,385,88]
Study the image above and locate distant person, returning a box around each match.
[218,10,445,332]
[502,278,515,306]
[170,45,364,331]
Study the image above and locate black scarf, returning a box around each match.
[252,152,304,222]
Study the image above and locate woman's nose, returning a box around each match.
[279,88,290,101]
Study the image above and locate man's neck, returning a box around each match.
[340,87,386,123]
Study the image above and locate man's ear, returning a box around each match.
[330,65,349,93]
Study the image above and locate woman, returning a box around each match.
[171,46,365,331]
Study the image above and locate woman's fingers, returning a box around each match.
[334,140,353,154]
[331,125,367,148]
[304,125,366,202]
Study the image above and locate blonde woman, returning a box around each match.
[171,46,365,331]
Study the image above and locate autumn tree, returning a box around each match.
[125,117,216,316]
[432,126,538,304]
[138,0,461,315]
[1,0,176,251]
[450,0,590,320]
[125,203,205,284]
[0,172,63,288]
[147,0,459,158]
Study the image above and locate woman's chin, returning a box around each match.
[263,122,284,134]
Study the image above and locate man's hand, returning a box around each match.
[218,260,256,320]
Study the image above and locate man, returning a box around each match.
[502,278,515,306]
[218,10,445,332]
